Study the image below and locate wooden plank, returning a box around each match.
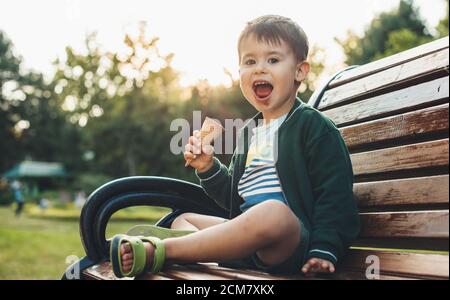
[323,77,449,127]
[82,262,129,280]
[339,104,449,150]
[352,237,449,252]
[154,263,308,280]
[359,210,449,239]
[329,270,416,280]
[329,37,449,88]
[340,249,449,279]
[158,268,233,280]
[82,251,448,280]
[319,48,449,109]
[82,261,171,280]
[354,175,449,208]
[351,139,449,176]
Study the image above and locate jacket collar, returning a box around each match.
[243,97,303,130]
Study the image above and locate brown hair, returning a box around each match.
[238,15,309,63]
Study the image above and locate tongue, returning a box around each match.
[255,84,273,98]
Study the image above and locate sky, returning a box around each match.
[0,0,446,87]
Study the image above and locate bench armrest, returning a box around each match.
[79,176,228,262]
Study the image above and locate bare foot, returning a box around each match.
[120,241,155,274]
[301,258,335,277]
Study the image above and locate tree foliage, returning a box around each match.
[336,0,436,65]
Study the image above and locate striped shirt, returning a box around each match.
[238,113,288,212]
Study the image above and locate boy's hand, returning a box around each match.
[184,130,215,173]
[301,258,335,277]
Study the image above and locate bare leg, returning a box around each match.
[170,212,228,231]
[120,200,301,272]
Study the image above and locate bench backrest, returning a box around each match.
[309,37,449,279]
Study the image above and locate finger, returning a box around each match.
[193,130,200,138]
[202,145,214,156]
[184,151,196,160]
[328,264,336,273]
[310,264,321,273]
[189,135,201,147]
[308,259,318,269]
[310,260,323,273]
[191,137,202,154]
[301,263,311,273]
[322,262,328,270]
[184,143,194,152]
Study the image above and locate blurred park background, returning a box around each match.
[0,0,448,279]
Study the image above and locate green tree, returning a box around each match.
[0,31,80,176]
[336,0,433,65]
[300,45,325,101]
[436,0,449,37]
[0,30,23,172]
[51,24,189,180]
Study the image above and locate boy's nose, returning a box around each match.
[254,62,268,74]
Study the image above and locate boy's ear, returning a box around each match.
[295,61,310,82]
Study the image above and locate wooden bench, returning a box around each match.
[64,37,449,280]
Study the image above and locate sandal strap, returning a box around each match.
[125,236,147,276]
[110,234,166,278]
[110,234,147,278]
[140,236,166,274]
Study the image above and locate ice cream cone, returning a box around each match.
[185,117,224,167]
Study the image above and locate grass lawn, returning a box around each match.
[0,205,168,279]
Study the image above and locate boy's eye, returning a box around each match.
[245,59,256,65]
[268,58,279,64]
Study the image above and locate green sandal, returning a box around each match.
[126,224,195,239]
[110,234,165,278]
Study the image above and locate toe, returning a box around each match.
[121,242,131,255]
[122,252,133,261]
[123,264,131,272]
[123,259,133,266]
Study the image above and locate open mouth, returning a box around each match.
[252,80,273,101]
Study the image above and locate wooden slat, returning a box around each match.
[359,210,449,239]
[82,262,130,280]
[329,270,417,280]
[352,237,449,252]
[319,48,449,109]
[351,139,449,176]
[354,175,449,208]
[83,250,449,280]
[323,77,449,127]
[340,104,449,150]
[158,268,233,280]
[329,37,449,88]
[82,261,171,280]
[340,249,449,279]
[154,263,307,280]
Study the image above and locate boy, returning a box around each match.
[115,15,360,277]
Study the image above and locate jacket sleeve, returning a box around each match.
[304,128,361,265]
[195,154,236,211]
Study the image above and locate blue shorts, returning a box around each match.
[239,192,287,212]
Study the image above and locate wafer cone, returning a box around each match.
[185,117,224,167]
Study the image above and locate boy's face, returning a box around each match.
[239,34,309,120]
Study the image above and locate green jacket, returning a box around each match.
[196,98,361,265]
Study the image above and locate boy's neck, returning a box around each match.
[261,96,296,125]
